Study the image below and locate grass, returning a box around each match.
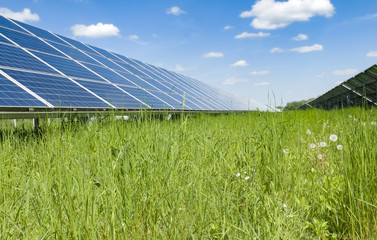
[0,108,377,239]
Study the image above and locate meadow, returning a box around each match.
[0,108,376,239]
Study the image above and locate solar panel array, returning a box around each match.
[299,64,377,110]
[0,16,248,113]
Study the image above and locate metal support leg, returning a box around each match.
[33,118,40,135]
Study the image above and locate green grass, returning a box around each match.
[1,108,377,239]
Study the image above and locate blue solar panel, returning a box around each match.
[31,51,108,82]
[0,72,45,107]
[10,19,69,46]
[0,16,246,111]
[0,27,65,57]
[47,41,100,65]
[0,43,56,74]
[74,79,148,109]
[0,17,28,33]
[2,69,108,108]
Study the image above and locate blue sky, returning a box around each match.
[1,0,377,108]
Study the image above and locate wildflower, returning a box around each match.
[245,176,250,181]
[236,173,241,177]
[337,145,343,150]
[283,149,289,154]
[329,134,338,142]
[306,129,312,135]
[317,154,323,160]
[283,203,287,208]
[244,171,247,175]
[371,121,377,126]
[349,115,352,118]
[310,143,316,149]
[320,142,326,147]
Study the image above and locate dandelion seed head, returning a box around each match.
[283,149,289,154]
[320,142,327,147]
[236,173,241,177]
[306,129,311,135]
[245,176,250,181]
[337,145,343,150]
[283,203,287,208]
[310,143,316,149]
[317,154,323,160]
[329,134,338,142]
[371,121,377,126]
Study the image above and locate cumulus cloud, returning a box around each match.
[173,64,185,72]
[254,81,271,86]
[167,6,185,16]
[240,0,335,29]
[203,52,224,58]
[234,31,270,39]
[231,60,248,67]
[271,44,323,53]
[332,69,358,76]
[293,33,308,41]
[317,69,359,78]
[366,51,377,57]
[128,34,139,40]
[224,25,234,30]
[222,77,249,85]
[291,44,323,53]
[0,8,39,22]
[71,23,120,38]
[250,70,270,75]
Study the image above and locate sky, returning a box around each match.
[1,0,377,108]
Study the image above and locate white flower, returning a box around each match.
[329,134,338,142]
[371,121,377,126]
[306,129,311,135]
[283,203,287,208]
[236,173,241,177]
[349,115,352,118]
[244,171,247,175]
[283,149,289,154]
[337,145,343,150]
[245,176,250,181]
[317,154,323,160]
[310,143,316,149]
[320,142,327,147]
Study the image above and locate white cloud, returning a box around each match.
[71,23,120,38]
[293,33,308,41]
[234,31,270,39]
[167,6,185,16]
[270,47,284,53]
[224,25,234,30]
[317,69,359,78]
[291,44,323,53]
[250,70,270,75]
[271,44,323,53]
[203,52,224,58]
[366,51,377,57]
[222,77,249,85]
[128,34,139,40]
[172,64,185,72]
[332,69,358,76]
[254,81,271,86]
[0,8,40,22]
[240,0,335,29]
[231,60,248,67]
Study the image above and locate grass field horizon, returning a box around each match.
[1,108,376,239]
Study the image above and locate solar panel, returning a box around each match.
[0,15,247,114]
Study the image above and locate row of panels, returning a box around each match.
[299,64,377,110]
[0,16,247,111]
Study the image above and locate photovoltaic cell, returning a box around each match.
[2,69,108,108]
[0,18,28,33]
[0,72,45,107]
[0,43,56,74]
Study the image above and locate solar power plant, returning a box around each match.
[0,16,247,117]
[299,64,377,110]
